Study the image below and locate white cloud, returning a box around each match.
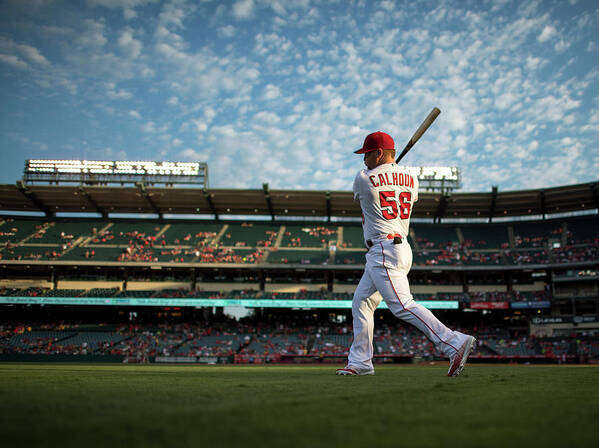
[124,8,137,20]
[88,0,159,19]
[0,39,49,68]
[232,0,254,20]
[268,0,286,16]
[141,67,155,78]
[87,0,156,7]
[262,84,281,100]
[192,120,209,132]
[142,121,156,133]
[128,110,141,119]
[254,111,280,123]
[536,94,581,121]
[445,109,467,131]
[18,44,49,65]
[77,19,108,48]
[0,53,29,70]
[496,92,517,110]
[473,123,485,136]
[538,25,557,43]
[118,28,142,58]
[380,1,395,12]
[525,56,543,71]
[159,1,188,29]
[554,39,571,53]
[204,107,216,122]
[179,147,209,161]
[105,82,133,100]
[217,25,236,38]
[152,11,261,100]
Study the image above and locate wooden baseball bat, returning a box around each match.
[395,107,441,163]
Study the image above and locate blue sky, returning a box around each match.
[0,0,598,193]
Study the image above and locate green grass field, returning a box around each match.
[0,363,598,448]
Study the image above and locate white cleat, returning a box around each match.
[335,366,375,376]
[447,336,476,377]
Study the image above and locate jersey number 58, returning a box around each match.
[379,191,412,220]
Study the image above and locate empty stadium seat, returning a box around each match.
[513,221,563,248]
[268,249,329,265]
[460,223,510,249]
[280,224,337,248]
[220,222,279,247]
[413,224,459,249]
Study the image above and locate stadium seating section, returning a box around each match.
[512,221,563,248]
[0,286,555,303]
[280,224,337,248]
[460,223,510,249]
[567,216,599,245]
[160,222,221,245]
[221,222,279,247]
[339,226,364,248]
[0,216,597,266]
[334,250,366,265]
[414,223,459,249]
[1,322,596,362]
[268,249,329,265]
[2,214,597,367]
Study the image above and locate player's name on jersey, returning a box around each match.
[368,172,415,188]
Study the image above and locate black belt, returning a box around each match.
[367,234,403,248]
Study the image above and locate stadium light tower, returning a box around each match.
[23,159,209,188]
[406,166,462,194]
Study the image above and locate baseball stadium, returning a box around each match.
[2,0,599,447]
[1,161,598,447]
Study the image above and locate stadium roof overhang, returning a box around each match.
[0,181,597,220]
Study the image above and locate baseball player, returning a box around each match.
[336,131,476,377]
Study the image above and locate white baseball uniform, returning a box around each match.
[347,162,469,371]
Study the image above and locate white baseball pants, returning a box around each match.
[347,239,469,371]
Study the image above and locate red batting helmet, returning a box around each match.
[354,131,395,154]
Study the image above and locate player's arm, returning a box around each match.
[413,176,419,203]
[352,171,363,202]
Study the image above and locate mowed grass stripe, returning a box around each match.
[0,364,598,448]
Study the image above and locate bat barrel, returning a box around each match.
[395,107,440,163]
